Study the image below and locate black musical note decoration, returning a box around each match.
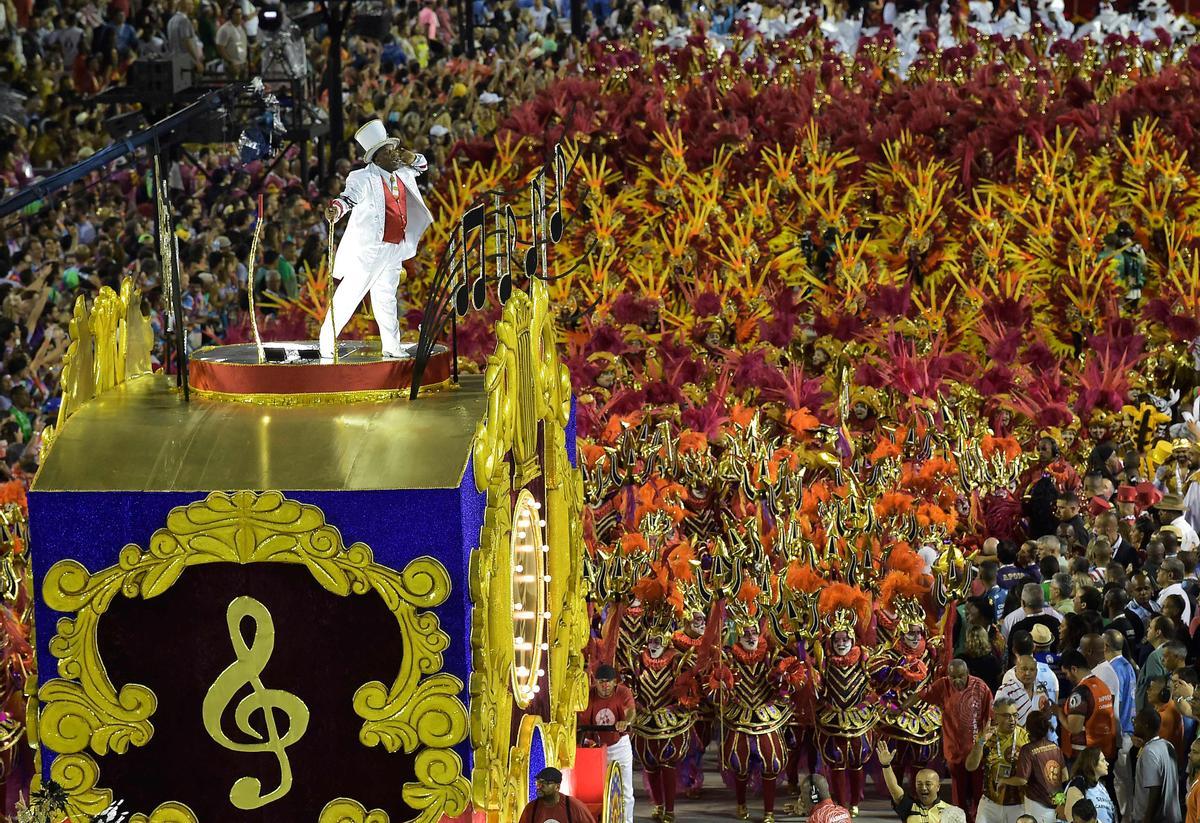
[409,139,595,399]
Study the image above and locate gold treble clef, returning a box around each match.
[202,596,310,810]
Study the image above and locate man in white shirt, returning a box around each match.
[1001,583,1064,639]
[995,655,1058,740]
[1156,557,1193,625]
[215,4,248,76]
[1082,633,1121,710]
[1158,494,1200,553]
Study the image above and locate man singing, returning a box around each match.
[320,119,433,359]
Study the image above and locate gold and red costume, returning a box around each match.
[813,584,877,812]
[630,643,695,821]
[712,629,795,822]
[870,590,943,787]
[672,626,714,797]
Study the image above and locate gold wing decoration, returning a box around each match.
[47,275,153,452]
[470,278,589,817]
[37,491,470,823]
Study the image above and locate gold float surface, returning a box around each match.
[33,374,487,492]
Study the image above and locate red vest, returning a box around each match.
[381,175,408,243]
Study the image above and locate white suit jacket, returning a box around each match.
[330,157,434,281]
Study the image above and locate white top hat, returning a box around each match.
[355,119,400,163]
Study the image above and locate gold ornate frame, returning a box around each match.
[36,490,470,823]
[470,279,590,818]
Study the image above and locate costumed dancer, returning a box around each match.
[813,583,877,815]
[630,629,695,823]
[320,119,433,358]
[871,578,944,793]
[711,603,795,823]
[673,607,715,798]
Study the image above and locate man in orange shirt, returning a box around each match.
[1149,677,1185,771]
[1060,650,1118,763]
[577,665,635,823]
[1185,737,1200,823]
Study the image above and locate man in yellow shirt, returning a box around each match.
[968,698,1030,823]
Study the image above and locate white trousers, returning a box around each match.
[978,796,1025,823]
[319,242,408,357]
[607,736,634,823]
[1113,735,1133,815]
[1023,799,1057,823]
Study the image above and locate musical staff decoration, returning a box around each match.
[409,142,589,399]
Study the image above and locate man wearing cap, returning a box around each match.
[519,767,596,823]
[1158,494,1199,554]
[320,119,433,359]
[577,665,634,823]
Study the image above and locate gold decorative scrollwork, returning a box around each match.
[470,279,589,817]
[38,490,470,823]
[319,798,389,823]
[47,275,152,452]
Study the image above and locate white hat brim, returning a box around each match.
[365,137,401,162]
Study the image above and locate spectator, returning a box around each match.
[1131,707,1182,823]
[167,0,205,71]
[980,560,1008,619]
[797,773,852,823]
[1158,558,1194,625]
[1137,619,1178,710]
[1011,712,1067,823]
[1060,649,1118,763]
[1062,747,1115,823]
[518,767,596,823]
[877,740,951,823]
[995,653,1057,734]
[962,625,1002,693]
[1003,583,1064,643]
[1185,737,1200,823]
[1052,572,1076,614]
[215,4,247,76]
[1069,798,1099,823]
[1148,677,1185,770]
[1097,512,1139,568]
[913,659,993,821]
[1127,573,1162,649]
[967,696,1027,823]
[1083,633,1121,707]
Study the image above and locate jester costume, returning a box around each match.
[714,618,795,823]
[673,615,714,797]
[871,591,943,788]
[813,584,877,813]
[630,634,695,823]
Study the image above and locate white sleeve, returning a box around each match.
[331,171,370,221]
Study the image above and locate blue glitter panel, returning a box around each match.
[28,485,477,768]
[566,397,578,468]
[528,724,546,802]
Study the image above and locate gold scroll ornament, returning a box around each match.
[37,490,470,823]
[470,279,590,819]
[202,595,310,810]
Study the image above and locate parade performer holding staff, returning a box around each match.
[320,119,433,359]
[629,630,694,823]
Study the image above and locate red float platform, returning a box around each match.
[188,340,452,404]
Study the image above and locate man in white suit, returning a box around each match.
[320,119,433,358]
